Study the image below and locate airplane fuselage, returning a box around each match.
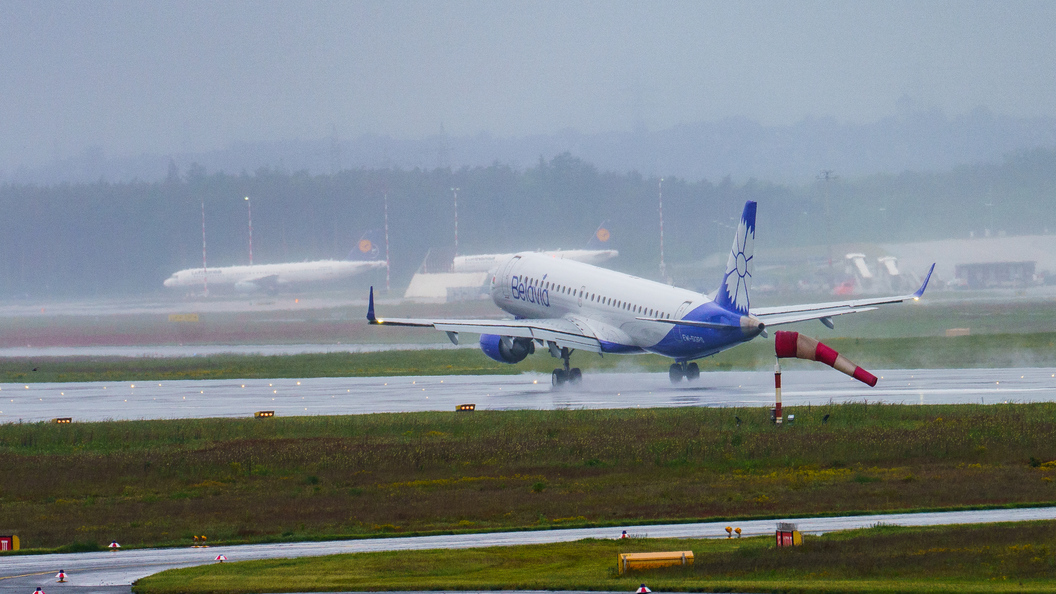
[164,260,385,291]
[452,249,618,273]
[489,252,760,361]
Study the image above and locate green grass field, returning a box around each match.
[4,403,1056,551]
[137,522,1056,593]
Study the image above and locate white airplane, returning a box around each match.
[450,221,618,273]
[165,232,386,293]
[368,202,934,386]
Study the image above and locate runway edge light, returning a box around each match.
[456,403,476,412]
[52,417,71,424]
[254,410,275,418]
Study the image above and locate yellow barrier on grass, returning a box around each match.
[618,551,693,575]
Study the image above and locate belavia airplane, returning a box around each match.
[368,202,934,386]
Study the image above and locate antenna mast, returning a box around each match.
[658,177,667,282]
[451,187,460,256]
[201,199,208,296]
[244,196,253,265]
[384,192,391,294]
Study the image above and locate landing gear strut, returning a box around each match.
[551,346,582,387]
[669,361,700,384]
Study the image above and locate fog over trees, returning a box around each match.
[1,147,1054,299]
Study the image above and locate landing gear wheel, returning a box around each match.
[569,368,583,384]
[686,362,700,381]
[669,363,685,384]
[552,369,568,386]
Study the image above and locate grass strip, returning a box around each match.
[135,521,1056,593]
[2,331,1055,382]
[4,404,1056,550]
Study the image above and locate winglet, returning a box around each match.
[912,263,936,299]
[367,286,377,322]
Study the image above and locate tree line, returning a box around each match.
[1,149,1054,298]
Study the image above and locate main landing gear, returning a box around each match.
[551,346,582,387]
[669,361,700,384]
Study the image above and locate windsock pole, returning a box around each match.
[774,360,783,424]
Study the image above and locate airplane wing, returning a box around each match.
[366,288,602,352]
[752,264,935,327]
[235,275,281,291]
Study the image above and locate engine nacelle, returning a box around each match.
[479,334,536,364]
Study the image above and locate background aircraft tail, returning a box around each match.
[586,220,614,250]
[347,230,383,261]
[713,201,757,316]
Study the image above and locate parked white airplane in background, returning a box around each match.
[165,232,386,293]
[450,221,618,273]
[369,202,933,386]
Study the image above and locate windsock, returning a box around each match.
[774,331,878,387]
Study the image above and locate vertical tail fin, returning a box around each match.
[713,201,757,315]
[586,220,613,249]
[348,230,382,261]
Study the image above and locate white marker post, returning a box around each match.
[774,360,783,425]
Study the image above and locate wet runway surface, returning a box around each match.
[1,367,1055,423]
[2,507,1054,591]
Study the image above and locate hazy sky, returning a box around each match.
[3,0,1056,171]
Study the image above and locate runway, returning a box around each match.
[1,367,1054,423]
[1,506,1054,591]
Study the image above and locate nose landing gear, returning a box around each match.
[551,345,582,387]
[669,361,700,383]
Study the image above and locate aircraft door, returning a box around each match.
[499,256,520,300]
[675,300,694,320]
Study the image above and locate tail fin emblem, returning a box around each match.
[717,201,756,315]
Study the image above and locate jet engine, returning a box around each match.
[774,330,878,387]
[479,334,536,364]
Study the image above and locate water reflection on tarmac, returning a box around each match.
[1,367,1054,423]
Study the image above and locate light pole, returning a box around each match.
[244,196,253,265]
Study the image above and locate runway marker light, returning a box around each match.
[56,569,66,582]
[108,540,120,550]
[725,526,732,538]
[735,527,742,537]
[254,411,275,418]
[215,554,227,562]
[34,588,44,594]
[52,418,71,424]
[457,403,476,412]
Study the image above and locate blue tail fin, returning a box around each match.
[713,201,757,316]
[348,230,383,261]
[586,220,613,249]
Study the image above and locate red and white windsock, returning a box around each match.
[774,331,878,387]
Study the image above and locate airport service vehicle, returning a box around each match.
[369,202,933,386]
[165,233,385,293]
